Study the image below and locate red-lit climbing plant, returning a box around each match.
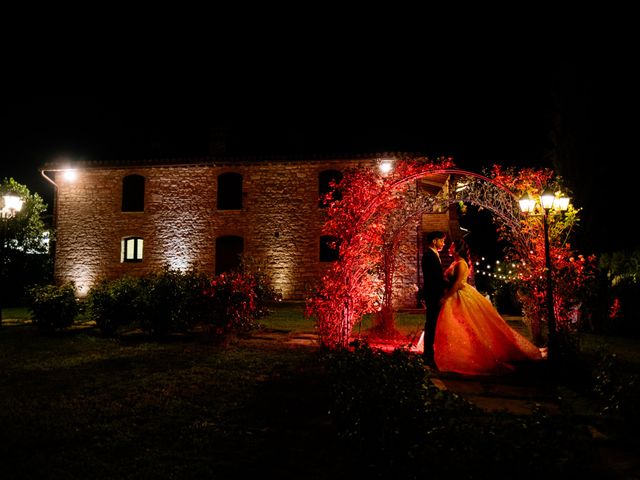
[487,165,598,342]
[306,158,596,349]
[305,156,453,348]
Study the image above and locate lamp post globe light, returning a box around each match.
[1,193,24,326]
[519,188,570,365]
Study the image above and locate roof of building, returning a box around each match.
[41,151,428,171]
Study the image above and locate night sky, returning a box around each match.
[1,61,636,254]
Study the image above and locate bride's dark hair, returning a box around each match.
[452,238,471,264]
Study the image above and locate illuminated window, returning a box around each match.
[121,237,143,262]
[318,170,342,208]
[122,175,145,212]
[215,235,244,274]
[320,235,340,262]
[217,172,243,210]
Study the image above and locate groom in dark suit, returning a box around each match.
[421,231,447,367]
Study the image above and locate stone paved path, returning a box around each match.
[254,317,560,415]
[428,369,560,414]
[427,315,561,415]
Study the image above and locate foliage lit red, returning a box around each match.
[305,157,454,348]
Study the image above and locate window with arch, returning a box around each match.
[121,237,143,262]
[320,235,340,262]
[215,235,244,274]
[318,169,343,208]
[122,174,145,212]
[217,172,243,210]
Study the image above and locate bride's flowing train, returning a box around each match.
[434,266,544,376]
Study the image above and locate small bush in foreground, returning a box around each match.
[26,283,80,331]
[325,341,594,478]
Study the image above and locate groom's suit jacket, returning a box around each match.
[422,248,446,306]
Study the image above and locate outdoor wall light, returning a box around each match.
[378,159,394,174]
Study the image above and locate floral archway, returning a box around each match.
[305,157,597,349]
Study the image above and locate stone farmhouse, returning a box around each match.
[42,153,456,308]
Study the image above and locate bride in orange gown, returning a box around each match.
[434,238,544,375]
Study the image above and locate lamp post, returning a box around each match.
[1,193,24,326]
[519,189,570,364]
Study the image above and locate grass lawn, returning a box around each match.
[1,303,639,478]
[1,318,337,478]
[254,301,426,336]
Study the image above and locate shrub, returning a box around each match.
[135,268,211,337]
[204,271,261,336]
[27,283,80,330]
[85,266,278,339]
[170,268,214,331]
[203,269,278,338]
[135,270,183,337]
[324,341,594,478]
[325,340,433,469]
[592,351,640,428]
[85,276,141,336]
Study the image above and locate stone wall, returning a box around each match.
[52,158,447,307]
